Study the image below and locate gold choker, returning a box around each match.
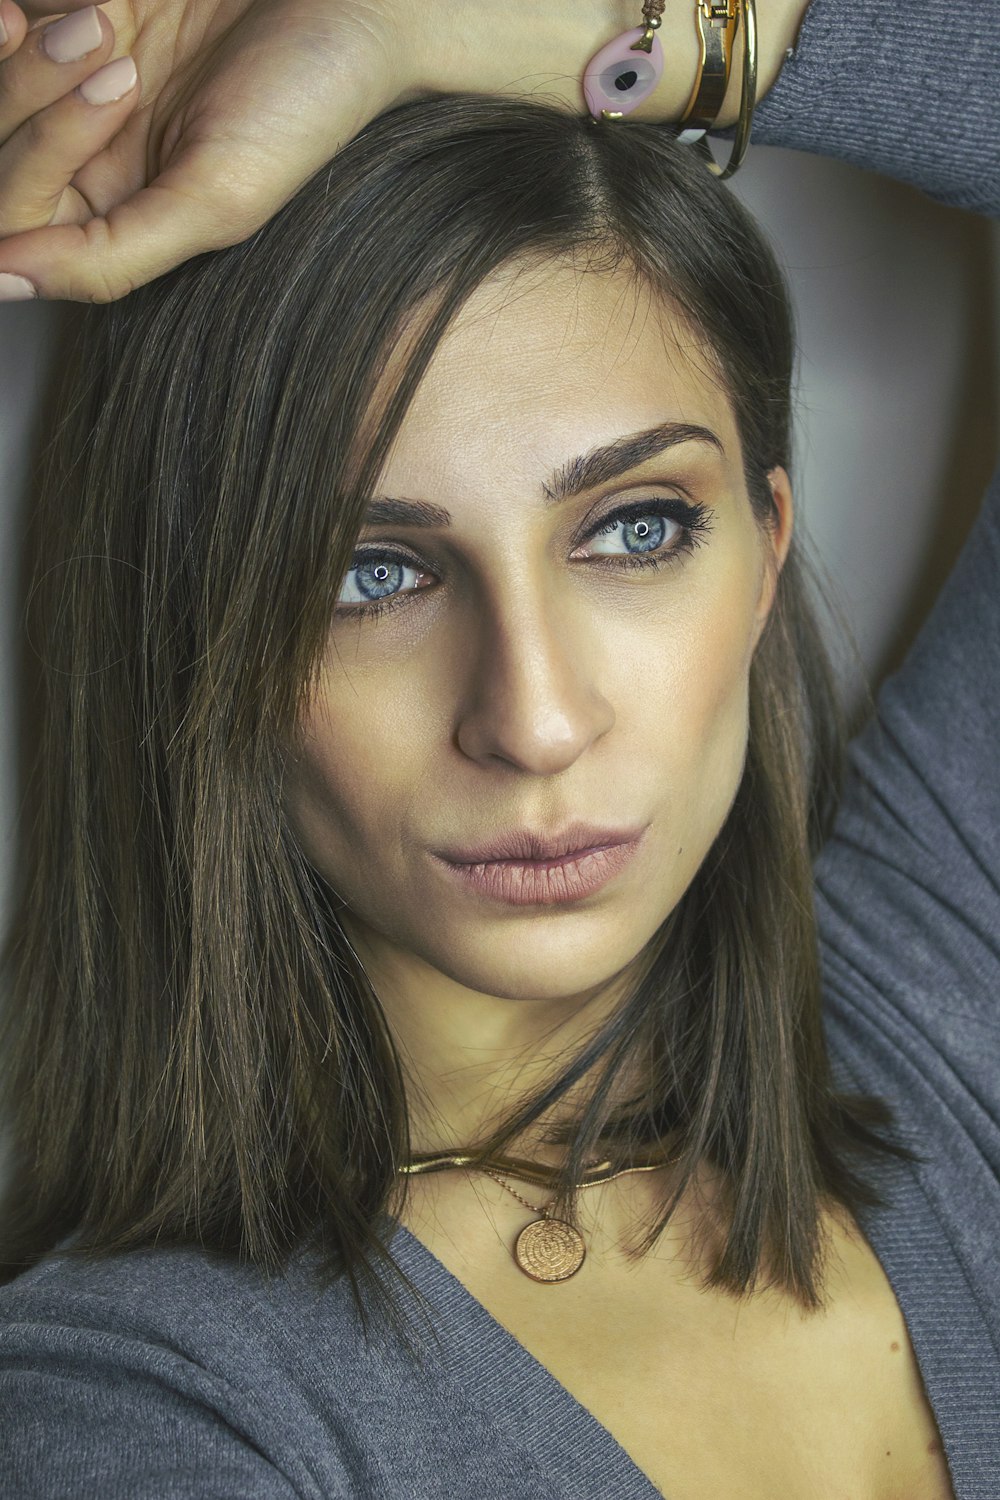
[399,1147,681,1283]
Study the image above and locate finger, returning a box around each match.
[0,1,30,56]
[0,0,395,303]
[0,53,138,235]
[0,141,287,301]
[0,4,116,142]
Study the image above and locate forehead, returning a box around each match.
[380,257,740,492]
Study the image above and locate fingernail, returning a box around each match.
[43,5,103,63]
[79,54,136,104]
[0,13,8,47]
[0,273,37,302]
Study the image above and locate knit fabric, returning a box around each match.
[751,0,1000,215]
[2,1,998,1495]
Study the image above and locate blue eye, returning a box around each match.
[598,513,668,551]
[338,557,419,606]
[581,498,714,577]
[334,498,713,623]
[334,554,428,622]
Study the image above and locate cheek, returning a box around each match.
[285,689,402,897]
[637,556,759,849]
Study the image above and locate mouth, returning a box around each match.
[437,821,647,865]
[432,826,647,907]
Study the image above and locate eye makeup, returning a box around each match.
[334,496,714,624]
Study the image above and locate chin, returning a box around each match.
[411,914,663,1006]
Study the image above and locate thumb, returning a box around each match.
[0,148,303,302]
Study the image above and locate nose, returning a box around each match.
[454,586,616,775]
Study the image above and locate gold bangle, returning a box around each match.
[677,0,739,134]
[706,0,757,180]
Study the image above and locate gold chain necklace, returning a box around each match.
[399,1149,680,1284]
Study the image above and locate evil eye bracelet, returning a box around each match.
[582,0,758,181]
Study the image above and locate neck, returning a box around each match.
[340,911,659,1157]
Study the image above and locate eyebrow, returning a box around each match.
[361,421,725,528]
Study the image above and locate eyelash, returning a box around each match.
[336,497,714,624]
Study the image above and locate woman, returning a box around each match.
[0,0,996,1496]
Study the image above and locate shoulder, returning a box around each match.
[0,1241,361,1499]
[0,1237,324,1365]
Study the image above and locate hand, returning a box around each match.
[0,0,413,302]
[0,0,810,306]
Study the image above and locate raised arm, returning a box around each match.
[748,0,1000,214]
[0,0,810,303]
[788,5,1000,1137]
[3,0,994,305]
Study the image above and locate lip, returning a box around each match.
[438,822,647,864]
[432,827,646,907]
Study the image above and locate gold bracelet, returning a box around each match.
[677,0,757,179]
[707,0,757,180]
[677,0,739,135]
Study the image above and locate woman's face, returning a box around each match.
[287,257,792,1017]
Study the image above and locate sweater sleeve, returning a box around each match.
[812,470,1000,1158]
[764,0,1000,1146]
[0,1270,303,1500]
[750,0,1000,216]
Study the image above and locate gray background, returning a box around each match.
[1,144,998,939]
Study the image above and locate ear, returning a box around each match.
[752,465,794,646]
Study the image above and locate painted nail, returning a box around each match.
[0,274,37,302]
[78,54,136,105]
[42,5,102,63]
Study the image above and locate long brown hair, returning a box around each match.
[0,94,906,1315]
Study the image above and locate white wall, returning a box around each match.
[1,147,998,937]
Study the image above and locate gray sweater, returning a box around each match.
[1,1,998,1495]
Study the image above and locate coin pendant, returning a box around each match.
[513,1217,586,1282]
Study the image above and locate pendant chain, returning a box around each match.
[480,1168,555,1216]
[401,1145,683,1282]
[477,1156,680,1283]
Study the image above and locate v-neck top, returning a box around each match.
[1,0,999,1495]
